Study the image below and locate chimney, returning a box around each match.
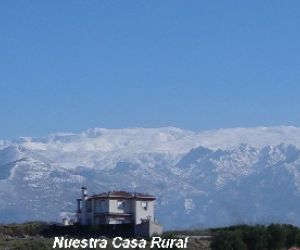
[81,187,88,225]
[81,186,87,198]
[77,199,81,213]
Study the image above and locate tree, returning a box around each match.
[244,226,268,250]
[211,230,247,250]
[267,224,286,249]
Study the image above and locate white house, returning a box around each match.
[76,187,162,237]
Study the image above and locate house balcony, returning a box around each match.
[94,212,133,217]
[93,212,134,225]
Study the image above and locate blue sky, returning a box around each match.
[0,1,300,139]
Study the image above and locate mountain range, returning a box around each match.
[1,126,300,229]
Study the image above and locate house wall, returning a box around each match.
[134,200,155,225]
[134,221,163,238]
[94,216,106,225]
[108,199,132,214]
[86,214,93,225]
[86,200,92,212]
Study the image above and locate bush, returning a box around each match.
[211,224,300,250]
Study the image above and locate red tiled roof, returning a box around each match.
[87,190,155,200]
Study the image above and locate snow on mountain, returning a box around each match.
[1,126,300,229]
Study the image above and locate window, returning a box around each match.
[100,200,105,209]
[117,200,125,210]
[141,201,148,210]
[97,200,105,212]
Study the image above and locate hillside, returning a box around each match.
[1,126,300,228]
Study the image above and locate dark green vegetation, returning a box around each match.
[210,224,300,250]
[1,222,300,249]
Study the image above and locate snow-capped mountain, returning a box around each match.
[1,126,300,229]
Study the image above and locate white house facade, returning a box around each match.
[76,187,162,237]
